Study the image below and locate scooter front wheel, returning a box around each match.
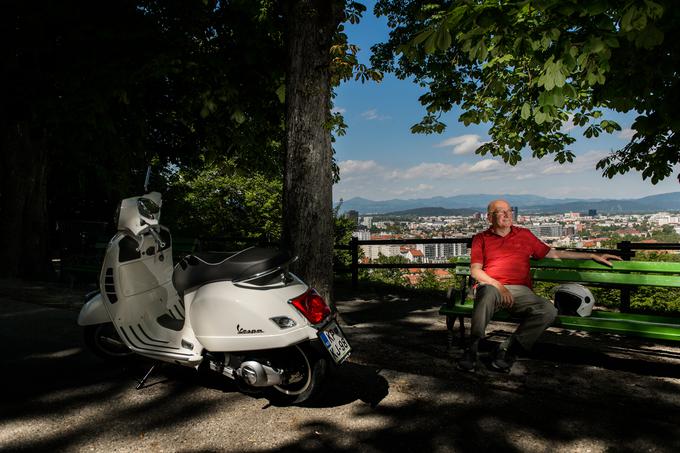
[269,343,327,405]
[84,323,133,360]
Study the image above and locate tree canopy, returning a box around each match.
[2,0,376,299]
[372,0,680,183]
[2,0,289,277]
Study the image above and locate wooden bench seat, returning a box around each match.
[440,257,680,343]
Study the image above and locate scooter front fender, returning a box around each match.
[77,293,111,326]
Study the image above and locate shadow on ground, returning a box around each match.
[1,279,680,451]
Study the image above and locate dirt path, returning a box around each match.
[1,279,679,451]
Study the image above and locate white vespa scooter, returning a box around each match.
[78,192,351,404]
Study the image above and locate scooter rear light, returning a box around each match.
[290,289,331,324]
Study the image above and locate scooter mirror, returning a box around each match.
[138,198,160,220]
[117,192,162,235]
[137,192,162,227]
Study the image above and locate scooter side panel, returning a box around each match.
[118,248,174,297]
[190,279,318,352]
[97,234,202,363]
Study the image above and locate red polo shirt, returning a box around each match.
[470,226,550,288]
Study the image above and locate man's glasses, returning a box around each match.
[491,209,513,216]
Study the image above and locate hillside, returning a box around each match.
[337,192,680,215]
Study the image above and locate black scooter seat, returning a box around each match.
[172,247,292,295]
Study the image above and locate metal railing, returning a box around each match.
[337,237,473,289]
[338,238,680,311]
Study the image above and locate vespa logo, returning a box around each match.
[236,324,264,335]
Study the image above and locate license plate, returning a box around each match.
[318,321,352,364]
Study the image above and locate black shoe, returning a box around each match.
[457,343,478,372]
[490,346,515,373]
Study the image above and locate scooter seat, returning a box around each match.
[172,247,292,295]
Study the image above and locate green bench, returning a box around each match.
[441,257,680,344]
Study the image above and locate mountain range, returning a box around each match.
[335,192,680,215]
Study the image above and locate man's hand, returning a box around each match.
[592,253,623,267]
[497,284,514,307]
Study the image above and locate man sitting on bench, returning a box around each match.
[457,199,621,373]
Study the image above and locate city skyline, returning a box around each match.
[332,2,680,202]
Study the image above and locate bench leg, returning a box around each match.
[446,315,454,349]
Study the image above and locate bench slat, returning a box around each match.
[531,269,680,288]
[455,257,680,274]
[441,302,680,325]
[439,304,680,341]
[454,266,680,287]
[531,259,680,273]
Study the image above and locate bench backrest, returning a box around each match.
[454,257,680,288]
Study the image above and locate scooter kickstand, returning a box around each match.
[136,362,160,390]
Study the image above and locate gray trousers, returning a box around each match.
[471,284,558,350]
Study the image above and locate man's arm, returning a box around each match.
[544,249,623,267]
[470,263,514,306]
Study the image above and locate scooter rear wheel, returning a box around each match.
[84,323,133,360]
[269,343,327,405]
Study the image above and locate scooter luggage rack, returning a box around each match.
[232,256,298,289]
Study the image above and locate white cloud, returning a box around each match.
[466,159,503,173]
[560,113,578,133]
[332,107,346,114]
[541,164,575,175]
[435,134,487,155]
[388,158,506,180]
[618,128,636,140]
[389,162,458,180]
[338,160,379,175]
[539,150,607,175]
[361,109,390,121]
[392,184,434,196]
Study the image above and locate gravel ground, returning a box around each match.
[1,279,680,452]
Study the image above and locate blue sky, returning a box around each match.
[332,3,679,202]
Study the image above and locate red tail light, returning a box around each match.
[290,289,331,324]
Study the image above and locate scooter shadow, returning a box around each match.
[292,362,389,409]
[134,359,389,409]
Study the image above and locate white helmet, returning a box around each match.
[552,283,595,317]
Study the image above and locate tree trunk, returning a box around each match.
[282,0,344,304]
[0,120,50,279]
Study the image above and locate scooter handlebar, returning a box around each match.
[147,226,166,249]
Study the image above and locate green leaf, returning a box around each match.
[412,28,435,46]
[589,38,605,54]
[436,27,452,50]
[521,103,531,120]
[276,85,285,103]
[604,37,619,48]
[544,74,555,91]
[231,110,246,124]
[535,110,546,125]
[424,32,437,54]
[586,71,598,85]
[621,7,636,32]
[644,0,664,18]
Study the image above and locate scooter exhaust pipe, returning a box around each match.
[236,361,284,387]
